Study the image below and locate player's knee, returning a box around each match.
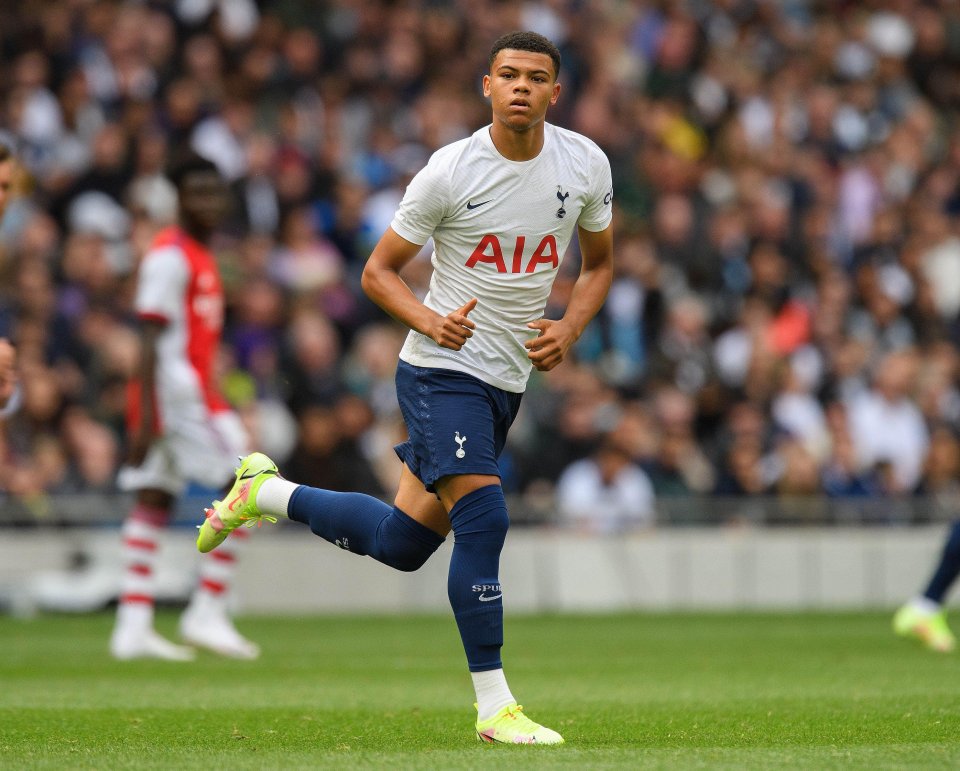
[375,507,445,572]
[379,532,441,571]
[482,505,510,539]
[448,485,510,543]
[386,548,433,572]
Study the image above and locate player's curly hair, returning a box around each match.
[166,150,220,192]
[489,31,561,79]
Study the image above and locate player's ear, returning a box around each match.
[550,81,561,105]
[482,74,492,98]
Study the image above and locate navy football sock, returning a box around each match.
[447,485,509,672]
[288,487,444,572]
[923,520,960,603]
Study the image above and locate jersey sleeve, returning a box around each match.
[389,155,450,245]
[134,245,189,323]
[577,148,614,233]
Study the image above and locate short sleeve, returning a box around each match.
[389,155,450,245]
[577,148,613,233]
[135,245,188,322]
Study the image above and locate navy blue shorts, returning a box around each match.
[393,360,523,493]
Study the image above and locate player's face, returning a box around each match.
[483,49,560,132]
[0,159,14,221]
[179,170,229,232]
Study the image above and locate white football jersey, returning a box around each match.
[391,122,613,392]
[132,227,228,423]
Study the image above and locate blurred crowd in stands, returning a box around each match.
[2,0,960,530]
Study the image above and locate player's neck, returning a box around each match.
[488,122,545,162]
[179,219,212,244]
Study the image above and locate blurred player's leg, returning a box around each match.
[893,520,960,652]
[110,502,195,661]
[920,520,960,607]
[180,528,259,659]
[893,600,955,652]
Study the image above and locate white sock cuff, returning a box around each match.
[910,596,941,615]
[472,668,516,722]
[116,601,153,630]
[256,477,299,518]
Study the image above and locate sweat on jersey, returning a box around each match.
[126,225,229,433]
[390,122,613,393]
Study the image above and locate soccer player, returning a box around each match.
[893,524,960,652]
[109,153,260,661]
[197,31,614,744]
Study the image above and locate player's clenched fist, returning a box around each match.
[524,318,576,372]
[431,298,477,350]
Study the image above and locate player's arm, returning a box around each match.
[128,319,164,466]
[361,228,476,351]
[525,223,613,371]
[126,245,187,465]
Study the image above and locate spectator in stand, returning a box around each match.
[0,338,16,417]
[556,433,655,535]
[645,385,715,497]
[283,397,384,498]
[845,348,929,495]
[280,307,344,413]
[4,0,960,521]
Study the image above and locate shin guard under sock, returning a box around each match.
[447,485,509,672]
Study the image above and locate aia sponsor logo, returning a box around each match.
[465,234,558,273]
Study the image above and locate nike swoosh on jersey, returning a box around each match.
[466,199,492,210]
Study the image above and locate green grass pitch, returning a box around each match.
[2,611,960,769]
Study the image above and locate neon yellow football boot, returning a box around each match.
[475,703,564,745]
[196,452,280,554]
[893,604,956,653]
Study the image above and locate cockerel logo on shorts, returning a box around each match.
[454,432,467,459]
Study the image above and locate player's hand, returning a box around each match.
[524,318,577,371]
[431,298,477,351]
[0,338,17,409]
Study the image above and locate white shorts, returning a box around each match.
[117,409,249,496]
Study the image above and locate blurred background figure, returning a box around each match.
[556,432,655,535]
[110,153,258,661]
[0,338,17,417]
[0,145,20,418]
[845,349,929,496]
[894,522,960,654]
